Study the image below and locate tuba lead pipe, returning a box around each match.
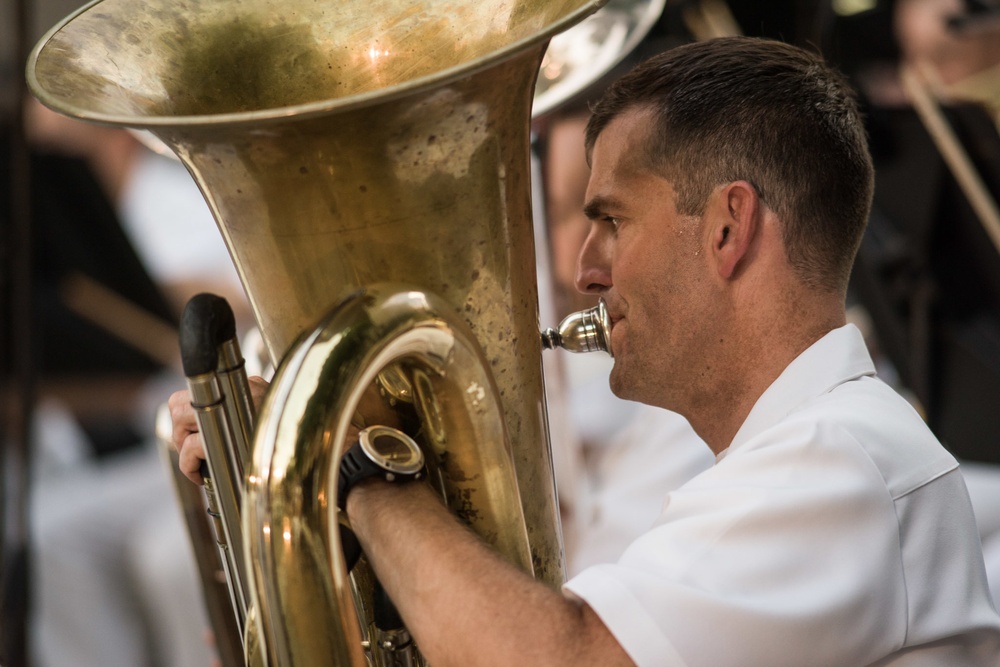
[179,294,253,647]
[217,336,257,474]
[156,403,245,667]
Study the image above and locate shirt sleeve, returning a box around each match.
[563,418,907,667]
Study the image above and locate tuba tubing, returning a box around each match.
[156,403,246,667]
[178,295,253,651]
[248,284,537,665]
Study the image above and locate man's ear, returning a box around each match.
[710,180,760,280]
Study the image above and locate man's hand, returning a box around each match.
[344,480,634,667]
[167,375,269,485]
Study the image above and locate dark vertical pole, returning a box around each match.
[1,0,35,662]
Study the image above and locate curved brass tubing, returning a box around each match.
[246,285,533,666]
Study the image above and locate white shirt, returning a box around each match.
[568,404,714,575]
[564,324,1000,666]
[547,349,713,575]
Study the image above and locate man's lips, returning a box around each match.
[605,305,623,328]
[601,297,623,337]
[607,314,623,358]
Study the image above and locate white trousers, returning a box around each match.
[30,441,216,667]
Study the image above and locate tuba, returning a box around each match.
[28,0,612,665]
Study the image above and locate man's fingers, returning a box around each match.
[178,433,207,485]
[168,388,207,484]
[168,377,271,487]
[168,390,199,450]
[248,376,268,409]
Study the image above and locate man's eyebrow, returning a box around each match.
[583,195,620,220]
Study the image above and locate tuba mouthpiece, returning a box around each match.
[540,299,613,356]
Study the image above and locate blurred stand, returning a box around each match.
[1,0,34,663]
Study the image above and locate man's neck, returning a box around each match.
[687,303,846,456]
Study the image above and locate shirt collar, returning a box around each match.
[721,323,876,460]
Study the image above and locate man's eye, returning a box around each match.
[605,216,620,230]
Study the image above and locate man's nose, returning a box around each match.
[574,224,612,295]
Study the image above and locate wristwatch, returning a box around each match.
[338,425,426,510]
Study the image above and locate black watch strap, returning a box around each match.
[338,425,425,510]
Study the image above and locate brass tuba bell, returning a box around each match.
[28,0,611,665]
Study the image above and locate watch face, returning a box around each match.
[358,425,425,475]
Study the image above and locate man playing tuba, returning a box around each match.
[173,36,1000,665]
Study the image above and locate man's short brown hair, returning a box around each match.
[586,36,874,292]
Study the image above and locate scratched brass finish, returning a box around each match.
[29,0,605,664]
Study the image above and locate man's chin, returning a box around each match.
[609,362,659,406]
[608,366,632,401]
